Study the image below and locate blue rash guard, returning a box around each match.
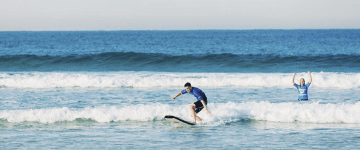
[294,82,311,100]
[181,87,206,101]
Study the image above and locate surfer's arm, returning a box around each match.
[172,92,182,100]
[292,73,296,85]
[200,100,211,114]
[308,71,312,84]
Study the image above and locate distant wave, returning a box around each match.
[2,101,360,124]
[0,72,359,89]
[0,52,359,72]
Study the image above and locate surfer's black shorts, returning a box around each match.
[193,96,207,114]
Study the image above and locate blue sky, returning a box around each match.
[1,0,359,31]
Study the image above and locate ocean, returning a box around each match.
[0,30,360,149]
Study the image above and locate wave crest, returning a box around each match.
[0,52,359,72]
[2,101,360,124]
[0,72,359,89]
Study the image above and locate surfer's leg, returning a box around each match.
[189,104,197,122]
[190,104,203,123]
[195,116,202,122]
[194,107,203,122]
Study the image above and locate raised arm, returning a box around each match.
[292,73,296,85]
[172,92,182,100]
[308,71,312,84]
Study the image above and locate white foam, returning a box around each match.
[205,101,360,124]
[2,102,360,124]
[0,71,359,89]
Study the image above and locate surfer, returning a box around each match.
[172,82,211,123]
[292,71,312,101]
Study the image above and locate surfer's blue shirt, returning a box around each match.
[294,82,311,100]
[181,87,206,101]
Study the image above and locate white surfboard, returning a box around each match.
[164,115,195,126]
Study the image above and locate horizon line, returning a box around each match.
[1,28,360,32]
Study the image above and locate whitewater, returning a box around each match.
[1,71,359,89]
[2,101,360,124]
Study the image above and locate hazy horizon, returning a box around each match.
[1,0,359,31]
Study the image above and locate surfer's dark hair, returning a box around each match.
[184,82,191,87]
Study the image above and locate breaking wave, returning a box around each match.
[2,101,360,124]
[0,72,359,89]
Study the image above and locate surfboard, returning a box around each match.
[164,115,196,126]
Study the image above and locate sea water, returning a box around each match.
[1,30,360,149]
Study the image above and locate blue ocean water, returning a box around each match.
[1,30,360,149]
[1,30,360,73]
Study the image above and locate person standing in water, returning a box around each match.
[172,82,211,123]
[292,71,312,101]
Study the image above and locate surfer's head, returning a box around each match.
[184,82,192,92]
[300,78,305,86]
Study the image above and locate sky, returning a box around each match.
[0,0,360,31]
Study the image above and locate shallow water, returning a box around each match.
[1,30,360,149]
